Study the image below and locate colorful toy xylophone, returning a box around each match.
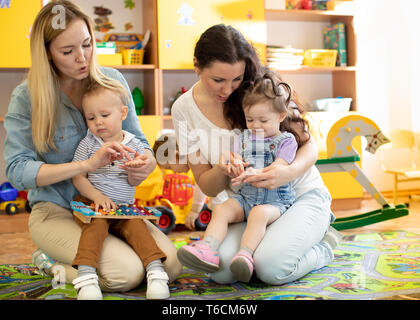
[71,201,162,224]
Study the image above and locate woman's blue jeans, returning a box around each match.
[209,188,334,285]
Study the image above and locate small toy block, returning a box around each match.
[70,201,95,216]
[145,206,162,217]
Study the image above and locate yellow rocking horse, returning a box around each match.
[315,114,409,230]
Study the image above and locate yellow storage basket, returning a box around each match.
[97,53,123,66]
[303,49,337,67]
[122,49,144,65]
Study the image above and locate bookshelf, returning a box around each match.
[264,1,357,110]
[265,2,363,205]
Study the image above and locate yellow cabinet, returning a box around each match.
[157,0,213,69]
[157,0,265,69]
[0,0,41,68]
[211,0,266,64]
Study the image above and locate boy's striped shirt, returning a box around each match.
[73,130,145,204]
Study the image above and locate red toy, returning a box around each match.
[301,0,313,10]
[161,173,193,206]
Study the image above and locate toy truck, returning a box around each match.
[135,169,212,234]
[0,182,30,215]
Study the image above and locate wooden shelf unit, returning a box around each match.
[265,8,353,22]
[271,65,355,73]
[0,1,358,123]
[264,5,357,110]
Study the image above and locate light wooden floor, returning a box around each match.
[1,196,419,264]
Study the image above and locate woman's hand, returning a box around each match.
[87,142,135,171]
[240,162,292,190]
[120,150,156,186]
[231,167,262,186]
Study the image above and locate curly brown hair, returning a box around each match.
[242,70,310,147]
[194,25,309,146]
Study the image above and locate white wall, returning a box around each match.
[354,0,420,192]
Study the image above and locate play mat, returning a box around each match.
[1,231,419,300]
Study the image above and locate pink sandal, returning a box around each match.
[230,252,254,282]
[177,242,220,273]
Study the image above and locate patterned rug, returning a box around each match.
[1,231,420,300]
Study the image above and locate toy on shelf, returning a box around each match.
[300,0,312,10]
[132,87,145,115]
[0,182,30,215]
[71,200,161,224]
[165,87,187,115]
[101,32,150,65]
[315,114,409,230]
[286,0,300,9]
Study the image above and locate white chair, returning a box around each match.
[379,129,420,204]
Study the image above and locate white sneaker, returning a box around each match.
[146,270,170,300]
[72,274,103,300]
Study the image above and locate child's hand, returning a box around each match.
[218,152,248,178]
[184,210,199,230]
[231,167,262,186]
[88,142,135,171]
[123,153,146,168]
[92,194,117,213]
[120,151,157,186]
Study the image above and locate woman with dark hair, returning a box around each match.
[172,24,341,285]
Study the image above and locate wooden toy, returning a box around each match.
[71,201,161,224]
[315,114,409,230]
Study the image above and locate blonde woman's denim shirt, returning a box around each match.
[4,67,150,210]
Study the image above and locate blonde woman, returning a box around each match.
[4,0,181,294]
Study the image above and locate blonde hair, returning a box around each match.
[82,81,128,108]
[28,0,127,153]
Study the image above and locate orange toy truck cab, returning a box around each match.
[162,173,193,206]
[135,169,212,234]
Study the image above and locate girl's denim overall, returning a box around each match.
[230,130,296,219]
